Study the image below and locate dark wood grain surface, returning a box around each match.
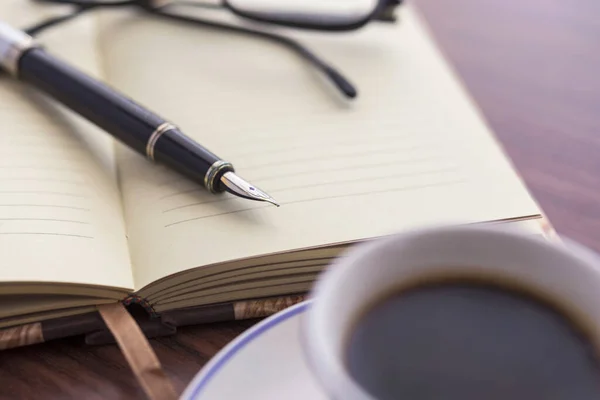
[1,0,599,398]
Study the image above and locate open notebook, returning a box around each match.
[0,2,546,345]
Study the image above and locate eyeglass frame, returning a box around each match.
[23,0,404,99]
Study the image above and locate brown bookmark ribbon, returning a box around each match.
[98,303,177,400]
[0,322,44,350]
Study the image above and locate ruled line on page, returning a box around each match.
[0,166,82,171]
[0,191,88,198]
[237,140,449,171]
[161,166,459,213]
[0,152,84,161]
[163,179,466,228]
[0,232,93,239]
[0,218,90,224]
[0,204,90,211]
[0,140,80,149]
[158,154,455,200]
[222,130,419,159]
[0,178,85,185]
[190,111,427,148]
[249,154,453,182]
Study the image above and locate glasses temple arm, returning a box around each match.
[23,6,91,36]
[24,1,137,36]
[148,6,357,99]
[20,0,357,98]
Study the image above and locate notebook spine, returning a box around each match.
[160,294,307,327]
[0,294,308,351]
[121,294,158,318]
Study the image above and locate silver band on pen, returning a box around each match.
[204,160,234,193]
[0,22,36,76]
[146,122,177,161]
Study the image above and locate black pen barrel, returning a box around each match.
[0,20,276,204]
[18,47,163,155]
[16,47,228,190]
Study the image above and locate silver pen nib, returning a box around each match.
[220,171,280,207]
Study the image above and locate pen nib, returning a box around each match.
[220,171,280,207]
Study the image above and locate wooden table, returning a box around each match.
[1,0,599,398]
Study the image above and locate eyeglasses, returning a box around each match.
[25,0,403,99]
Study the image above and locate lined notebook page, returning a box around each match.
[97,5,541,290]
[0,3,133,289]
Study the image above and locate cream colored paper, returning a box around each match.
[94,5,541,290]
[0,3,133,290]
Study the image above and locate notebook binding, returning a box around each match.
[122,295,158,318]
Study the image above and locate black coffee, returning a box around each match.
[347,283,600,400]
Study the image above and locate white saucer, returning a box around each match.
[181,301,328,400]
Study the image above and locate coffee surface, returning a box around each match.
[347,283,600,400]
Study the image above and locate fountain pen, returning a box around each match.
[0,21,278,207]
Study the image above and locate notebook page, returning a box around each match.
[0,3,133,289]
[96,5,541,290]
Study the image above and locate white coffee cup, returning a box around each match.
[302,224,600,400]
